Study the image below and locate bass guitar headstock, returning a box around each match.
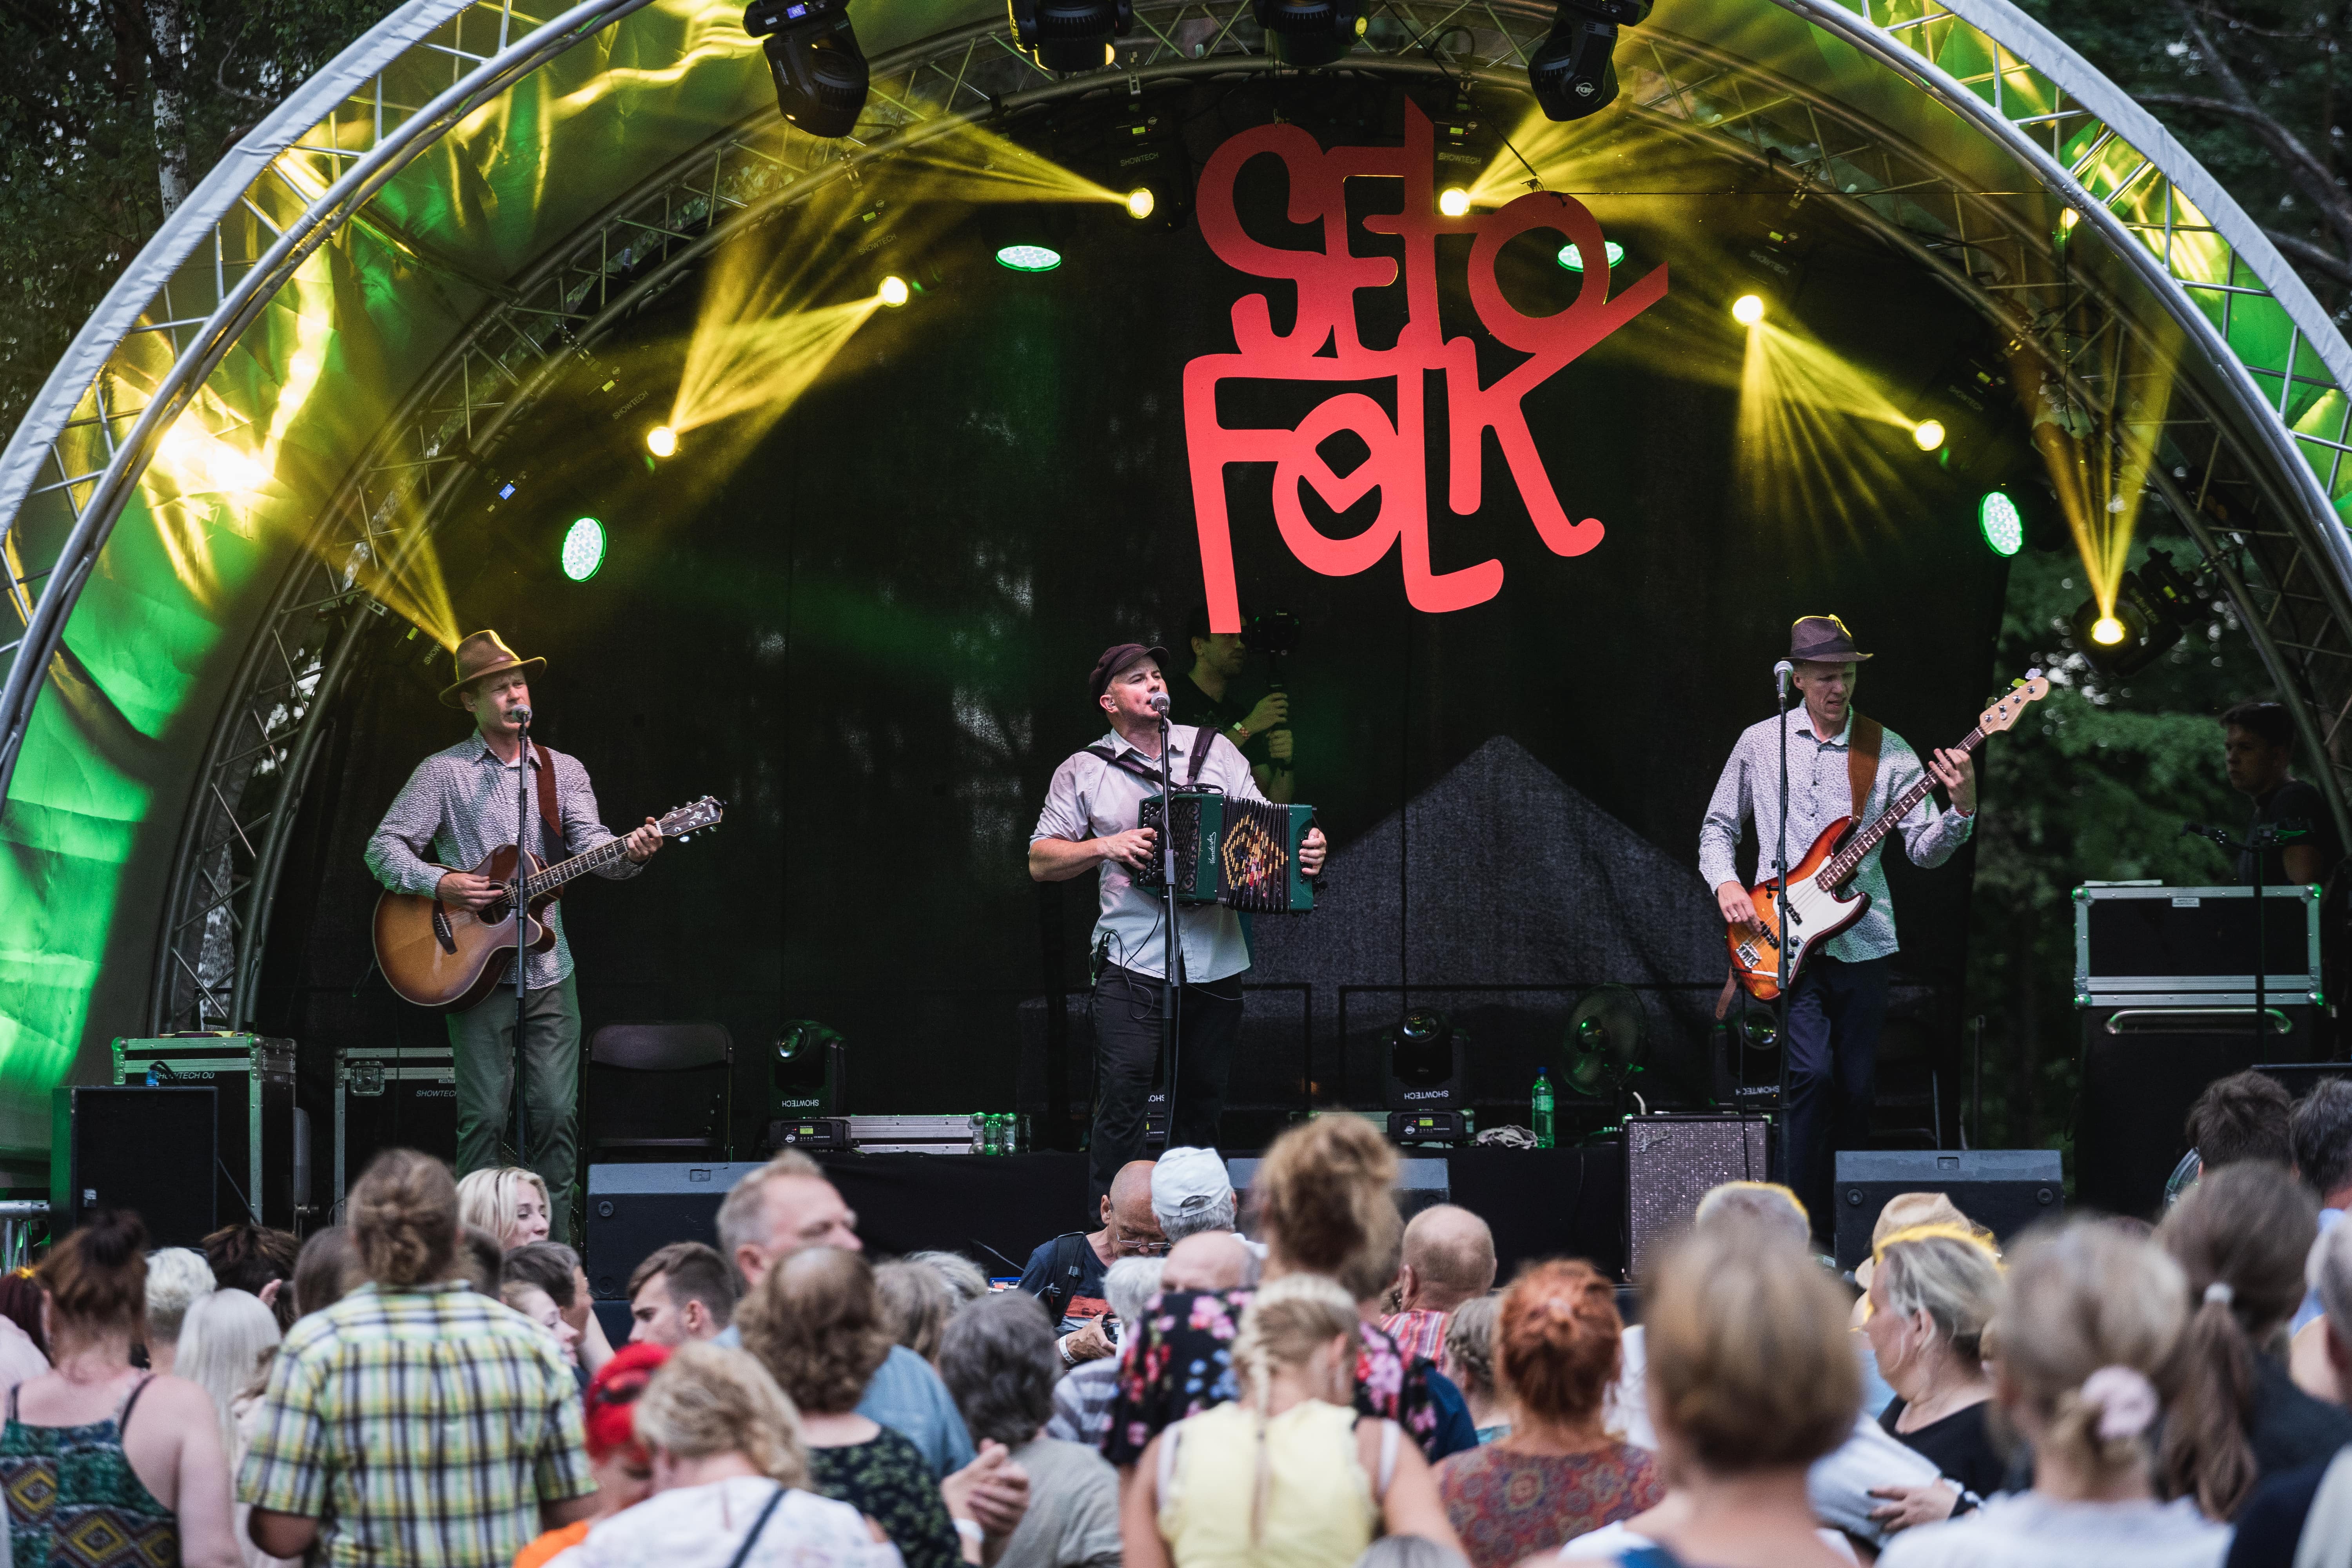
[1980,671,2051,735]
[657,796,727,842]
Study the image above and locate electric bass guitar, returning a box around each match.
[1726,679,2048,1002]
[373,795,725,1012]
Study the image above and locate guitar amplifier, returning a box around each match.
[334,1045,457,1217]
[111,1034,301,1227]
[1831,1149,2062,1270]
[2074,883,2321,998]
[1624,1115,1771,1279]
[1135,792,1317,913]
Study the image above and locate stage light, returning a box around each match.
[1125,187,1155,220]
[1912,419,1946,452]
[1557,240,1624,272]
[1529,0,1651,122]
[996,243,1062,272]
[2069,570,2183,676]
[561,517,606,582]
[646,425,678,457]
[1007,0,1132,72]
[1978,490,2025,558]
[2090,615,2124,645]
[1250,0,1367,68]
[744,0,869,138]
[1438,187,1471,218]
[1731,294,1765,326]
[877,275,910,306]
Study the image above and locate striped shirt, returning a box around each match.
[1697,705,1974,963]
[1380,1308,1450,1365]
[238,1280,593,1568]
[363,732,642,990]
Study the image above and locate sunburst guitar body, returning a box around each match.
[1727,677,2048,1002]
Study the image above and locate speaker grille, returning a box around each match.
[1625,1116,1770,1279]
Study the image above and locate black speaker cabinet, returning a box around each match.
[1624,1114,1770,1280]
[2076,1000,2326,1219]
[1831,1149,2063,1270]
[583,1161,764,1299]
[51,1086,218,1247]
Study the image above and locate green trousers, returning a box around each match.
[445,972,579,1242]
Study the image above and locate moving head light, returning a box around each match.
[745,0,869,138]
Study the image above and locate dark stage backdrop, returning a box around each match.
[257,80,2013,1159]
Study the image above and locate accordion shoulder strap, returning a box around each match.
[1083,730,1221,791]
[1189,726,1215,786]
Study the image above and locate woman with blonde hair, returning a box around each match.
[458,1166,553,1250]
[175,1288,287,1568]
[1880,1220,2225,1568]
[1859,1226,2005,1531]
[1124,1274,1463,1568]
[553,1342,897,1568]
[1105,1116,1451,1469]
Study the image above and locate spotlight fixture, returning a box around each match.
[1125,187,1155,220]
[1528,0,1651,122]
[1008,0,1132,72]
[2069,563,2191,677]
[1437,187,1471,218]
[744,0,868,138]
[1557,240,1624,272]
[1731,293,1765,326]
[1911,419,1946,452]
[1976,490,2025,558]
[2090,615,2125,645]
[877,275,910,306]
[996,243,1062,272]
[560,517,606,583]
[1250,0,1367,69]
[646,425,678,457]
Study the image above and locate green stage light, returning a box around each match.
[561,517,606,582]
[1557,240,1624,272]
[1978,490,2024,557]
[995,244,1062,272]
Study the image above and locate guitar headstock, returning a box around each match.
[657,796,727,841]
[1980,671,2051,736]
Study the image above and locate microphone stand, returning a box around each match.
[2184,820,2304,1060]
[513,710,533,1169]
[1155,707,1184,1143]
[1773,669,1794,1195]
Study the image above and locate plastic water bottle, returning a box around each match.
[1532,1066,1556,1150]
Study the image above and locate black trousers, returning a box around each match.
[1782,952,1889,1238]
[1088,963,1243,1205]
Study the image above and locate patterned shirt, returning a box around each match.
[1436,1442,1663,1568]
[1380,1308,1450,1365]
[363,732,642,990]
[1697,706,1974,963]
[238,1279,593,1568]
[807,1431,959,1568]
[1031,728,1267,983]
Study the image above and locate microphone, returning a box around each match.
[1773,661,1794,703]
[1147,692,1171,716]
[510,704,532,727]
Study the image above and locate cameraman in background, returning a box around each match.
[1167,604,1296,803]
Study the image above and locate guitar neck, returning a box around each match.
[1821,725,1985,886]
[523,836,633,898]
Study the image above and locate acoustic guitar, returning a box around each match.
[1727,679,2048,1002]
[373,795,725,1012]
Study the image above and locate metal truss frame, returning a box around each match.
[0,0,2328,1031]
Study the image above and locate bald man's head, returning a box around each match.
[1161,1231,1250,1291]
[1397,1205,1495,1313]
[1098,1161,1165,1251]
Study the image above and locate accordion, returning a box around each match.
[1134,791,1318,913]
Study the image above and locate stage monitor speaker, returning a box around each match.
[1831,1149,2062,1270]
[51,1086,218,1247]
[583,1161,765,1299]
[2075,1000,2323,1219]
[1624,1114,1769,1280]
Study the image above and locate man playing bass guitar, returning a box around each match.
[1698,615,1978,1239]
[364,630,662,1241]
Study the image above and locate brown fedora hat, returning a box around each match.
[439,629,546,708]
[1789,613,1873,665]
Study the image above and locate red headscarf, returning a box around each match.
[584,1341,670,1462]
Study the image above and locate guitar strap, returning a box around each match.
[532,742,563,903]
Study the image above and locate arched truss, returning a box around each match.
[0,0,2348,1045]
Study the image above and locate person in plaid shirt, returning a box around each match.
[240,1149,596,1566]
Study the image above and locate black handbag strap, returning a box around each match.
[724,1483,789,1568]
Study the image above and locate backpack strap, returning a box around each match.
[1042,1231,1090,1322]
[1847,715,1883,821]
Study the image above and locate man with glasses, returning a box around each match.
[1014,1160,1165,1366]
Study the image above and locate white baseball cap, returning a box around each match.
[1152,1146,1234,1225]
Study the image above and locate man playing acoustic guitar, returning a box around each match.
[365,630,661,1240]
[1699,615,1978,1238]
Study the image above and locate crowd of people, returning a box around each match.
[0,1069,2348,1567]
